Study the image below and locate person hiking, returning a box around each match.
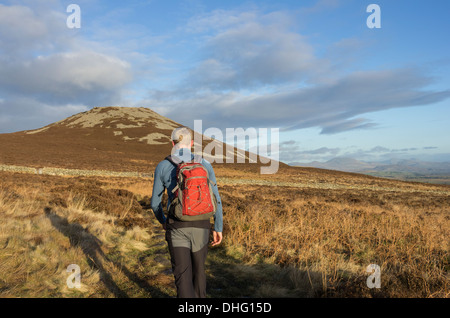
[150,126,223,298]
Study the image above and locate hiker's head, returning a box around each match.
[171,126,194,149]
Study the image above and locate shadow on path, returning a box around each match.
[205,246,323,298]
[44,207,169,298]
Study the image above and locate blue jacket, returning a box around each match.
[150,148,223,232]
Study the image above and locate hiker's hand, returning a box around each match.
[211,231,222,246]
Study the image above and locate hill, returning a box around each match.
[0,106,175,171]
[0,106,279,173]
[292,157,377,173]
[0,106,449,298]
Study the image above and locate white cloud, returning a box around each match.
[278,142,445,164]
[0,4,49,54]
[0,2,134,132]
[1,2,450,142]
[0,2,74,57]
[184,9,322,90]
[0,97,88,132]
[155,67,450,136]
[146,9,450,136]
[0,51,131,103]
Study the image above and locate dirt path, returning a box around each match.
[139,209,308,298]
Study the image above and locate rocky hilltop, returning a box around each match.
[0,106,272,173]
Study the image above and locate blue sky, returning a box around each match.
[0,0,449,164]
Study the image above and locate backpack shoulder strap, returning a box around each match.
[165,155,182,166]
[192,154,203,163]
[165,155,181,194]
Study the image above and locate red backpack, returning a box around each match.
[166,155,217,221]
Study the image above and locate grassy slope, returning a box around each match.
[0,166,449,298]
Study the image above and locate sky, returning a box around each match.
[0,0,449,164]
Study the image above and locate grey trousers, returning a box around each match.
[165,227,210,298]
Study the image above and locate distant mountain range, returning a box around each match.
[291,158,376,173]
[291,157,450,184]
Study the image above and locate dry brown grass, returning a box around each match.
[0,164,448,298]
[2,106,448,298]
[219,182,449,297]
[0,172,175,298]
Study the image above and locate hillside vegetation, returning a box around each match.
[0,107,448,297]
[0,165,448,298]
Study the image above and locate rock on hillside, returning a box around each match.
[0,106,271,172]
[0,107,181,172]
